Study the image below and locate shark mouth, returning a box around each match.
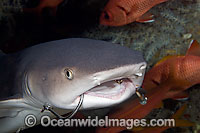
[84,78,136,100]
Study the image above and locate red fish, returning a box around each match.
[100,0,168,26]
[142,40,200,100]
[23,0,63,16]
[96,82,171,133]
[96,40,200,133]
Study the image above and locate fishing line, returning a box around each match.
[42,94,84,119]
[131,81,148,105]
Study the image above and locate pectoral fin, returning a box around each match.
[186,40,200,56]
[0,99,26,118]
[166,91,189,101]
[136,12,154,23]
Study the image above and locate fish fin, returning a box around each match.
[154,55,175,66]
[172,104,195,126]
[0,99,27,109]
[171,92,189,101]
[172,104,187,119]
[0,108,23,118]
[186,40,200,56]
[155,54,184,66]
[136,12,155,23]
[0,99,26,118]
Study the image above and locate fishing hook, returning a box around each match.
[136,88,148,105]
[42,94,84,119]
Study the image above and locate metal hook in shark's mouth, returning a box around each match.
[135,88,147,105]
[41,94,84,119]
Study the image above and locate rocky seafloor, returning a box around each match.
[0,0,200,132]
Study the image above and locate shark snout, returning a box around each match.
[78,63,146,109]
[93,63,146,86]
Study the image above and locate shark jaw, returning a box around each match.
[68,64,146,109]
[85,78,134,100]
[69,78,138,109]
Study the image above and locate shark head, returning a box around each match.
[21,38,146,110]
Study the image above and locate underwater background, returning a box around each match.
[0,0,200,132]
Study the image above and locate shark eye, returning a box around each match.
[64,69,73,80]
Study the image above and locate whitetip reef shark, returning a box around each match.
[0,38,147,132]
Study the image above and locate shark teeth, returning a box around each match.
[115,79,123,84]
[85,78,133,100]
[85,84,126,100]
[94,76,101,86]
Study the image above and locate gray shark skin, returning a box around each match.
[0,38,146,132]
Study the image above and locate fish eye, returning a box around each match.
[104,11,110,20]
[64,69,73,80]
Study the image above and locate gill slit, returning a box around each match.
[24,72,84,119]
